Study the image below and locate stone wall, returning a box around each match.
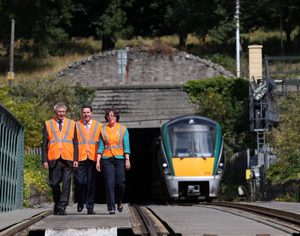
[58,47,234,87]
[92,85,196,128]
[58,47,234,128]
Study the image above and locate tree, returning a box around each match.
[207,0,236,45]
[165,0,218,50]
[125,0,170,37]
[241,0,300,53]
[0,77,95,147]
[0,0,74,57]
[94,0,132,51]
[268,92,300,183]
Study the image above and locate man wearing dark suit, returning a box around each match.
[42,103,78,215]
[75,106,102,215]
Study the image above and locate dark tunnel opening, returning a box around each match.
[93,127,168,204]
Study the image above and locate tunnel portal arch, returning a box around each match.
[59,47,234,128]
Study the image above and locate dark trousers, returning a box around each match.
[76,158,96,210]
[49,158,72,211]
[102,158,125,211]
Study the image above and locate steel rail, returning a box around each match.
[131,205,169,236]
[212,202,300,226]
[0,210,52,236]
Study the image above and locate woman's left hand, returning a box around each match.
[125,159,131,170]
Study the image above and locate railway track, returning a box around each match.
[129,205,173,236]
[0,210,52,236]
[1,206,173,236]
[209,202,300,234]
[1,202,300,235]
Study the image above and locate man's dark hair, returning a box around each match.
[81,105,93,112]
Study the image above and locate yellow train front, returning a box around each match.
[160,115,224,202]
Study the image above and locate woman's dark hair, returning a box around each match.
[104,108,120,122]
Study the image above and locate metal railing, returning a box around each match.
[0,103,24,212]
[25,147,42,156]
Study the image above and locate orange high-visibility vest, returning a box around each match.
[76,119,102,162]
[101,123,126,157]
[45,118,75,161]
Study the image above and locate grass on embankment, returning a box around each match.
[0,30,294,84]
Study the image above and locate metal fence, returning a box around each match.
[264,56,300,94]
[25,147,42,156]
[0,103,24,212]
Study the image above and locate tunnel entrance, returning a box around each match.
[94,127,167,204]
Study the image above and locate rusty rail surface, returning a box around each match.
[130,205,170,236]
[0,210,52,236]
[212,202,300,227]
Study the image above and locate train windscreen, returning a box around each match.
[168,119,216,158]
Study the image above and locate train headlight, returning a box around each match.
[216,163,224,174]
[162,162,170,175]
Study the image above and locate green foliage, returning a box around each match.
[268,153,300,184]
[0,86,43,147]
[203,54,236,74]
[274,192,297,202]
[23,154,51,207]
[207,1,235,44]
[165,0,218,48]
[0,77,95,147]
[0,0,74,57]
[94,0,133,45]
[184,77,254,155]
[268,92,300,184]
[218,184,240,201]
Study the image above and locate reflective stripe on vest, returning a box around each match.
[46,118,75,161]
[49,119,73,144]
[102,123,125,156]
[76,120,102,161]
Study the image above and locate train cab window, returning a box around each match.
[168,122,215,158]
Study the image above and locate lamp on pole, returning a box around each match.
[7,19,15,86]
[235,0,241,78]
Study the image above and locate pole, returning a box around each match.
[247,148,250,168]
[7,19,15,86]
[235,0,240,78]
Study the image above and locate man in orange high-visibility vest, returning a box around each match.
[42,103,78,215]
[75,106,102,215]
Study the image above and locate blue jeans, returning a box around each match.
[102,158,125,211]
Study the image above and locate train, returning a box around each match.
[157,115,224,202]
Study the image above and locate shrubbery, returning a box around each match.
[23,154,51,207]
[0,78,95,147]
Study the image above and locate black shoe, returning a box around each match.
[109,210,115,215]
[77,203,84,212]
[87,209,95,215]
[117,204,123,212]
[57,209,67,215]
[54,208,59,215]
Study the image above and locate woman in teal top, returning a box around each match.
[96,108,131,214]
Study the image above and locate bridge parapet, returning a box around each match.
[0,103,24,212]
